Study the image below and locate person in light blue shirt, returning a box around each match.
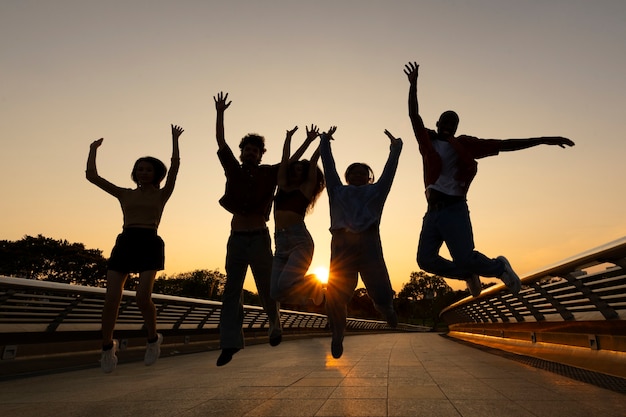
[319,126,402,359]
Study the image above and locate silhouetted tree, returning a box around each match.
[347,287,381,320]
[153,269,226,300]
[396,271,455,328]
[0,235,107,286]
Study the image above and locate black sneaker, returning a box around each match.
[216,348,240,367]
[498,256,521,294]
[331,334,344,359]
[466,274,482,297]
[269,333,282,347]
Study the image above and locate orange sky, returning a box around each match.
[2,1,626,293]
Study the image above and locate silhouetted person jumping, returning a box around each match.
[271,125,326,307]
[213,92,313,366]
[320,126,402,359]
[86,124,183,373]
[404,61,574,297]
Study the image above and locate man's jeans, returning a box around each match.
[326,227,394,339]
[417,200,504,280]
[220,229,282,349]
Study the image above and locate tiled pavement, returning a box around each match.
[1,332,624,417]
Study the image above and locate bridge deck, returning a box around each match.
[1,333,624,417]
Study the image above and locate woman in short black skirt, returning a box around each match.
[86,124,183,373]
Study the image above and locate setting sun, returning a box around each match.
[312,266,329,284]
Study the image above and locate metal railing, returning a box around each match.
[440,236,626,325]
[439,237,626,378]
[0,275,426,337]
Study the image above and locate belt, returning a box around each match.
[231,228,268,236]
[427,198,464,212]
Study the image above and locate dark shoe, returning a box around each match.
[331,334,344,359]
[466,274,482,297]
[269,334,282,347]
[498,256,521,294]
[380,305,398,328]
[216,348,240,367]
[386,309,398,328]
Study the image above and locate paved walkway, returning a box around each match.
[1,333,624,417]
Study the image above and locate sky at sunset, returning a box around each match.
[2,0,626,294]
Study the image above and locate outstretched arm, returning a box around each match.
[301,144,322,199]
[162,124,184,201]
[376,130,403,194]
[319,126,342,189]
[404,62,433,154]
[289,124,319,162]
[404,62,423,130]
[498,136,575,152]
[85,138,122,196]
[214,91,231,150]
[278,126,298,189]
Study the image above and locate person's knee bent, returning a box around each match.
[417,251,438,273]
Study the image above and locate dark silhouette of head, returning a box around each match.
[436,110,460,137]
[239,134,266,164]
[131,157,167,187]
[344,162,374,186]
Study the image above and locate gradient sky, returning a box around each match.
[2,0,625,294]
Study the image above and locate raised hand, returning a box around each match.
[171,124,184,139]
[90,138,104,150]
[286,126,298,138]
[404,61,419,84]
[321,125,337,141]
[214,91,232,112]
[384,129,402,147]
[306,124,319,141]
[544,136,575,148]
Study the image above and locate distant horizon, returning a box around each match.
[4,233,623,298]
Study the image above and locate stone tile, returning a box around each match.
[273,386,336,399]
[2,333,625,417]
[245,398,326,416]
[339,377,388,387]
[517,399,626,417]
[330,385,388,399]
[177,399,266,417]
[315,398,388,416]
[450,400,537,417]
[388,384,446,400]
[292,377,343,387]
[388,399,461,417]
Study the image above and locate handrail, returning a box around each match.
[0,276,427,336]
[440,236,626,325]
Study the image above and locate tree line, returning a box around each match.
[0,235,484,327]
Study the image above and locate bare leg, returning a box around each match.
[102,270,128,346]
[136,270,158,340]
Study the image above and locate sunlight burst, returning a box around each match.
[313,266,329,284]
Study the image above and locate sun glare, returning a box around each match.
[313,266,329,284]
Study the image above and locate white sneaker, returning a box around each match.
[497,256,521,294]
[466,274,482,297]
[100,340,118,373]
[144,333,163,366]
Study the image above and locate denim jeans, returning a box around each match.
[417,200,504,280]
[271,223,316,305]
[220,229,282,349]
[326,227,394,338]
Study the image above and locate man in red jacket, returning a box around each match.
[404,61,574,297]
